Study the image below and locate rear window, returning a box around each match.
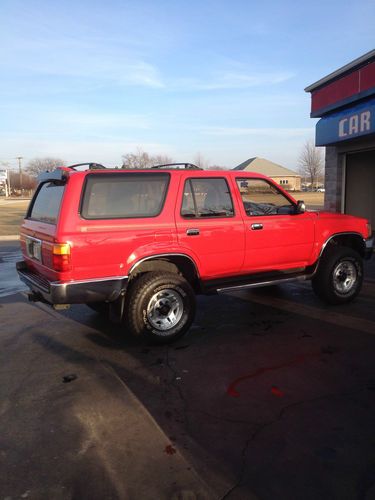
[81,173,170,219]
[29,182,65,224]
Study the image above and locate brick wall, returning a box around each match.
[324,147,344,212]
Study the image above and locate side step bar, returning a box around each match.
[216,273,312,293]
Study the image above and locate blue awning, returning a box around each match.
[316,97,375,146]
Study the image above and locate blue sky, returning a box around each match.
[1,0,374,171]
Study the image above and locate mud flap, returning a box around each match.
[109,293,126,323]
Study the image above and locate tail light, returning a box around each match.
[52,243,71,272]
[367,222,372,238]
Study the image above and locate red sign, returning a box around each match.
[311,61,375,117]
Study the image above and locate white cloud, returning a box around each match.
[169,70,295,91]
[199,126,314,137]
[2,32,165,89]
[48,111,151,130]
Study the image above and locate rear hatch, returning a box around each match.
[20,171,68,282]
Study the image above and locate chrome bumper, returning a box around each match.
[16,261,128,305]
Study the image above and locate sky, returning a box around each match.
[1,0,374,172]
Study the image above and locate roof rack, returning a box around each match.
[67,162,106,170]
[151,163,202,170]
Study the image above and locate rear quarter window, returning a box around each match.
[29,182,65,224]
[81,173,170,219]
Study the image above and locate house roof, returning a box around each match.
[233,157,300,177]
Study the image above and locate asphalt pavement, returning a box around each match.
[1,241,375,500]
[0,242,26,297]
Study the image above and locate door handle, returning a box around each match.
[250,223,263,230]
[186,228,200,236]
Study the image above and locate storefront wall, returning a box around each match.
[345,149,375,226]
[305,51,375,227]
[324,136,375,228]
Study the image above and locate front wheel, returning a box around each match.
[125,272,196,343]
[312,246,363,304]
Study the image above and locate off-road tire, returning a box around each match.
[125,272,196,343]
[312,246,363,304]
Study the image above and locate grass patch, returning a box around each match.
[296,192,324,208]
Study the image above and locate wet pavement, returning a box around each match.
[0,244,375,499]
[0,241,26,297]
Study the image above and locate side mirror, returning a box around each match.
[296,200,306,214]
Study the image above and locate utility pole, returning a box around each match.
[16,156,23,193]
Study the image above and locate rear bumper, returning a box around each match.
[365,233,375,260]
[16,261,128,305]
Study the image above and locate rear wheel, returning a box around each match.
[312,246,363,304]
[125,272,196,343]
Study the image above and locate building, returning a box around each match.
[305,49,375,227]
[233,157,301,191]
[0,169,9,196]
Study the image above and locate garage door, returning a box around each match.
[345,150,375,228]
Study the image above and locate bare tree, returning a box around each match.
[298,141,324,189]
[153,154,174,166]
[9,171,37,193]
[207,165,227,170]
[121,148,174,169]
[27,157,66,176]
[193,153,209,169]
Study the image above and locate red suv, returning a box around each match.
[17,163,374,343]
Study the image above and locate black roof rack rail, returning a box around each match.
[151,163,202,170]
[67,162,106,170]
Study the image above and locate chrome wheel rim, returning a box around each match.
[147,288,184,332]
[333,261,357,295]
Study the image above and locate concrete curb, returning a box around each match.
[0,235,19,241]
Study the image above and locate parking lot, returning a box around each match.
[1,240,375,499]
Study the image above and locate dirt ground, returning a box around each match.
[297,191,325,209]
[0,199,29,236]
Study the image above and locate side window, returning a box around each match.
[236,178,295,216]
[181,178,234,218]
[81,173,169,219]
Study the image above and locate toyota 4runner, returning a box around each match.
[17,163,374,343]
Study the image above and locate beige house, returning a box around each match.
[233,157,301,191]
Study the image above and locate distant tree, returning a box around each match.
[298,141,324,189]
[207,165,227,170]
[26,157,66,176]
[122,149,153,169]
[9,171,37,192]
[153,154,174,166]
[193,153,209,169]
[121,148,174,169]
